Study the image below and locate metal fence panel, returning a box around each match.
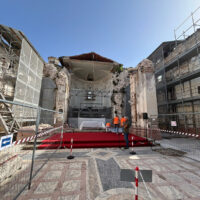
[148,113,200,162]
[0,99,63,200]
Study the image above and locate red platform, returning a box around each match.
[38,132,151,149]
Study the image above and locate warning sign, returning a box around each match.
[171,121,177,127]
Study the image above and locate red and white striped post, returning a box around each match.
[135,166,139,200]
[67,138,74,159]
[130,136,136,155]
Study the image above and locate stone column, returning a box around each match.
[129,69,138,127]
[55,68,70,124]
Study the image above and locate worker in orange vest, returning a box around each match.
[105,122,111,132]
[113,115,120,134]
[120,116,126,128]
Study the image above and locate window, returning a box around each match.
[198,86,200,94]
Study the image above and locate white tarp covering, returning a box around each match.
[78,118,105,130]
[13,39,44,121]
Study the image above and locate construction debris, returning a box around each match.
[20,123,53,131]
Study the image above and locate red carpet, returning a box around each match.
[38,132,151,149]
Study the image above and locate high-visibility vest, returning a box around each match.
[120,117,126,127]
[106,123,111,127]
[113,117,119,124]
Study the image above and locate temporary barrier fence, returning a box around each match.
[148,113,200,162]
[0,99,64,200]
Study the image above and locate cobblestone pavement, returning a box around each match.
[8,147,200,199]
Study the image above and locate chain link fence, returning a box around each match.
[0,99,64,200]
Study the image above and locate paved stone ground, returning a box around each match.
[2,147,200,200]
[157,135,200,161]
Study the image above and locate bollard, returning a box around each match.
[135,166,139,200]
[67,138,74,159]
[130,136,136,155]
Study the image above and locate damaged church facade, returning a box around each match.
[41,52,140,129]
[41,53,157,130]
[0,24,158,134]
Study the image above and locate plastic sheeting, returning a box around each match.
[13,39,44,121]
[78,118,106,130]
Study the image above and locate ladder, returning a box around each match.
[0,92,20,135]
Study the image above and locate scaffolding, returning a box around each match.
[0,25,44,135]
[148,6,200,134]
[0,25,21,100]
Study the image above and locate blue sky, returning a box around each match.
[1,0,200,67]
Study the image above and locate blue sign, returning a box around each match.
[0,134,13,150]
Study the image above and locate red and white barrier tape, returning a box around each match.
[12,126,62,145]
[135,166,139,200]
[151,128,199,138]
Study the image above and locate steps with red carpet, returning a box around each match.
[38,132,151,149]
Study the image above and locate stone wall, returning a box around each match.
[42,60,70,124]
[129,59,158,128]
[111,69,130,118]
[39,77,56,125]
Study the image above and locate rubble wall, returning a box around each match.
[111,69,130,118]
[129,70,137,126]
[39,77,56,125]
[43,62,70,124]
